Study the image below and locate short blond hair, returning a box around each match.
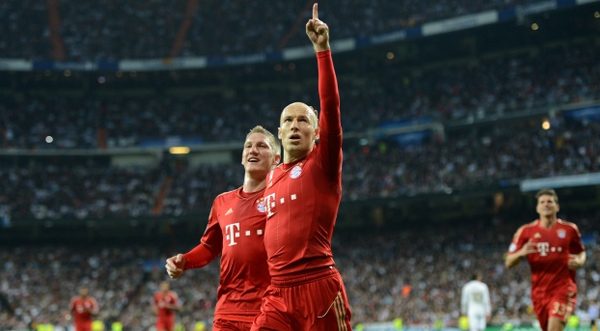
[246,125,281,157]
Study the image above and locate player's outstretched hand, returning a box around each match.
[306,3,330,52]
[165,254,186,279]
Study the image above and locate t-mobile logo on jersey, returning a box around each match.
[224,223,264,246]
[264,193,276,218]
[537,242,550,256]
[225,223,240,246]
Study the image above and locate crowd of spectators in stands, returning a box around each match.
[1,40,598,150]
[1,0,551,61]
[0,10,598,222]
[1,2,599,330]
[1,110,598,221]
[1,213,598,330]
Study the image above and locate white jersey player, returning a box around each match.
[461,273,491,331]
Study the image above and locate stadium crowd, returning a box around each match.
[1,212,599,330]
[2,0,550,61]
[1,1,599,330]
[1,40,598,150]
[1,112,598,221]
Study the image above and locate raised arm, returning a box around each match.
[308,4,342,178]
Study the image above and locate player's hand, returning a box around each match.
[306,3,330,52]
[519,239,537,257]
[568,254,583,270]
[165,254,186,279]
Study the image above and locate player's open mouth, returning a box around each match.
[248,158,259,162]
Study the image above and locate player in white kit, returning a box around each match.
[461,273,492,331]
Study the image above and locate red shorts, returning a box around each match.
[157,315,176,331]
[251,267,353,331]
[213,318,253,331]
[532,290,576,331]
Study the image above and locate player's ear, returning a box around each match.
[273,154,281,166]
[314,127,320,141]
[278,127,282,139]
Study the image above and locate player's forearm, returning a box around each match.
[183,243,219,270]
[505,252,522,268]
[317,50,341,135]
[165,303,180,310]
[575,251,586,266]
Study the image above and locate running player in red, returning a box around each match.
[506,188,586,331]
[152,281,181,331]
[251,4,353,330]
[165,126,281,331]
[69,287,99,331]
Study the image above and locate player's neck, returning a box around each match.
[242,176,266,193]
[284,149,312,164]
[284,154,307,164]
[539,215,558,228]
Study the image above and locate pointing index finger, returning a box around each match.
[313,3,318,20]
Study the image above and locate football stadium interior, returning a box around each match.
[1,1,600,330]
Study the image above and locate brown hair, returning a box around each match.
[535,188,559,204]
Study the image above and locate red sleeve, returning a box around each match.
[183,244,219,270]
[183,201,223,269]
[315,50,342,181]
[508,225,528,254]
[569,224,585,254]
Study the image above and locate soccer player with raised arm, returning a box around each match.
[506,189,586,331]
[69,287,99,331]
[250,3,353,330]
[165,126,281,331]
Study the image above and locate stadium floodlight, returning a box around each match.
[169,146,190,155]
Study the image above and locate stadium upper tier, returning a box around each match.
[1,0,556,61]
[1,40,599,151]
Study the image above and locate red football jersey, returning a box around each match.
[508,219,585,298]
[200,186,271,322]
[69,296,98,325]
[153,291,179,318]
[263,50,342,277]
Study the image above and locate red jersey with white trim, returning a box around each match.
[69,296,98,325]
[507,219,585,298]
[154,291,179,318]
[264,50,342,277]
[199,186,271,322]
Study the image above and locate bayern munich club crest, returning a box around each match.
[557,229,566,238]
[290,165,302,179]
[257,199,267,213]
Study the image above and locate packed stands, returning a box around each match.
[1,0,553,61]
[1,213,598,330]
